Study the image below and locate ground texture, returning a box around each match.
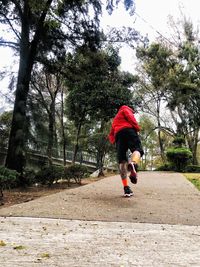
[0,171,200,266]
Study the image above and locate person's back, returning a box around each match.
[108,105,140,144]
[108,104,144,197]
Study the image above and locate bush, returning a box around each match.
[34,165,63,186]
[63,164,89,184]
[34,164,89,186]
[184,165,200,173]
[0,166,19,197]
[172,136,185,147]
[155,163,174,171]
[166,147,192,172]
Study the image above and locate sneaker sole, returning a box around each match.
[124,193,134,197]
[128,163,138,184]
[129,176,137,184]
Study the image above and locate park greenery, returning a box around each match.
[0,0,200,194]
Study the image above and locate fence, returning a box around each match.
[0,147,97,171]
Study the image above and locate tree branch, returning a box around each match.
[0,40,19,49]
[31,80,50,114]
[0,11,21,40]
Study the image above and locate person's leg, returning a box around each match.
[131,150,141,165]
[119,161,128,186]
[116,130,133,196]
[127,129,144,184]
[128,151,141,184]
[119,162,133,196]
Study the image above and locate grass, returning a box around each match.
[184,173,200,191]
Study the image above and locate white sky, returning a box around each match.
[0,0,200,108]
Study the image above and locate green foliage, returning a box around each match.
[184,165,200,173]
[139,115,158,170]
[136,43,173,88]
[34,165,63,186]
[1,0,104,174]
[184,173,200,191]
[65,47,136,124]
[34,164,88,186]
[166,147,192,172]
[155,163,174,171]
[188,178,200,191]
[0,166,19,197]
[0,111,12,148]
[172,136,185,147]
[23,168,37,186]
[63,164,88,184]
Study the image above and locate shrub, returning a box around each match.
[166,147,193,172]
[23,168,38,186]
[34,164,89,186]
[172,136,185,147]
[155,163,174,171]
[184,165,200,173]
[34,165,63,186]
[0,166,19,197]
[63,164,89,184]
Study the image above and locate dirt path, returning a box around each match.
[0,171,199,225]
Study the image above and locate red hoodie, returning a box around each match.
[108,105,140,144]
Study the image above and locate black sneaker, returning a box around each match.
[128,162,138,184]
[124,186,134,197]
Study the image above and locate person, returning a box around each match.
[108,104,144,197]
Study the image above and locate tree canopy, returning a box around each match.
[0,0,136,174]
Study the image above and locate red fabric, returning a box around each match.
[108,105,140,144]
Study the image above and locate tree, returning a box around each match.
[86,120,112,176]
[65,46,136,163]
[135,43,175,162]
[166,136,193,172]
[1,0,138,175]
[138,114,158,170]
[31,67,62,165]
[166,20,200,164]
[135,19,200,165]
[0,110,12,148]
[0,0,103,173]
[1,0,55,173]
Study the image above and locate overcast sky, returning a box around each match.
[0,0,200,108]
[1,0,200,70]
[101,0,200,72]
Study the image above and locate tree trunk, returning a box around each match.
[61,88,66,166]
[5,39,32,173]
[158,128,165,162]
[72,122,82,164]
[97,152,105,177]
[47,102,55,166]
[155,100,166,163]
[186,129,199,165]
[5,0,53,173]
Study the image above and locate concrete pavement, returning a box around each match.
[0,171,200,266]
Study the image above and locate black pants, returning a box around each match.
[116,128,144,163]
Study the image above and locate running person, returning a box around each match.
[108,105,144,197]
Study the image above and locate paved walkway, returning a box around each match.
[0,171,200,266]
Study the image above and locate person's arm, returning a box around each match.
[123,107,140,131]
